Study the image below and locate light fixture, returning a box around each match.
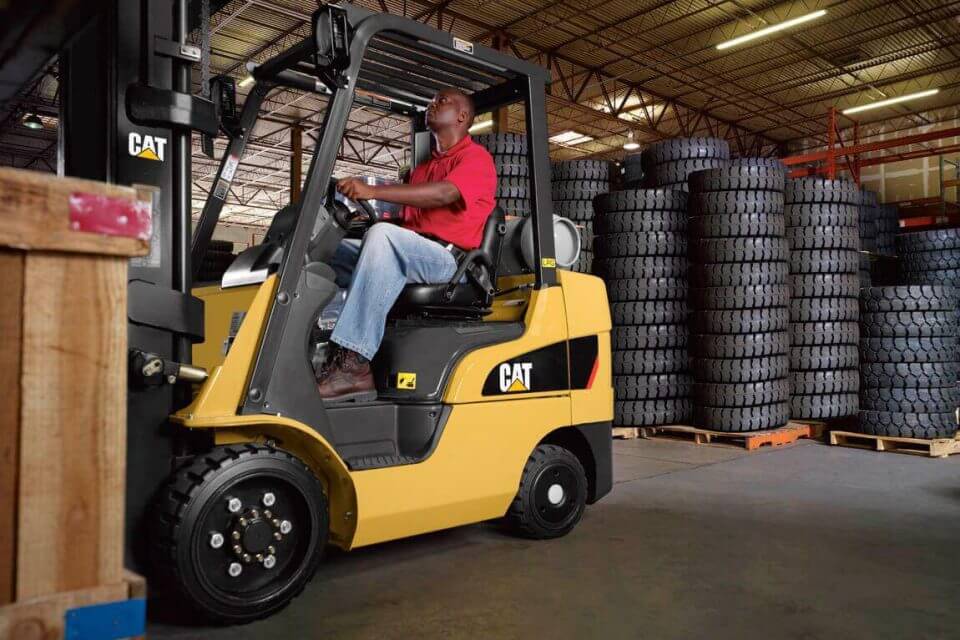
[238,74,255,88]
[842,88,940,115]
[716,9,827,50]
[21,113,43,130]
[468,118,493,134]
[623,131,640,151]
[549,130,594,146]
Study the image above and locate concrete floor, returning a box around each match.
[149,438,960,639]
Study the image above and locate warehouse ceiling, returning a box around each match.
[0,0,958,227]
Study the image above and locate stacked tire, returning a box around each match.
[644,137,730,192]
[620,153,647,189]
[474,133,531,217]
[785,177,861,419]
[593,188,691,427]
[858,189,879,287]
[897,228,960,346]
[552,160,610,273]
[859,286,960,439]
[876,203,899,257]
[687,162,790,431]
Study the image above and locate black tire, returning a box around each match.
[690,355,789,383]
[571,251,593,274]
[693,402,790,432]
[493,157,529,177]
[690,190,784,215]
[691,308,789,334]
[859,337,958,363]
[614,374,691,400]
[605,278,687,302]
[691,285,790,310]
[860,387,960,413]
[900,252,960,272]
[474,133,527,155]
[899,268,960,285]
[505,444,587,539]
[860,362,960,388]
[152,444,327,624]
[499,198,531,217]
[897,228,960,254]
[790,321,859,346]
[594,256,687,279]
[612,349,688,375]
[552,159,610,182]
[790,273,859,298]
[790,249,859,274]
[611,300,687,326]
[646,137,730,164]
[612,324,687,350]
[593,189,688,213]
[859,311,957,337]
[653,158,728,186]
[785,203,859,228]
[553,200,594,220]
[594,210,688,234]
[790,298,858,322]
[496,177,530,199]
[690,331,789,358]
[860,285,957,312]
[689,261,789,287]
[690,237,789,263]
[690,213,785,239]
[792,369,859,394]
[857,411,957,440]
[615,399,692,427]
[552,180,609,201]
[787,226,860,250]
[692,379,789,406]
[785,178,860,204]
[594,232,687,258]
[689,165,785,193]
[791,393,858,419]
[791,345,859,370]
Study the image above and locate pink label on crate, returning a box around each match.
[68,192,153,240]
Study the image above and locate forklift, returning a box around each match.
[67,0,613,624]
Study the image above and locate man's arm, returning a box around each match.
[338,177,461,210]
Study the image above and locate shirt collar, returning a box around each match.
[432,135,472,159]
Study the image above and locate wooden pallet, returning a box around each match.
[829,430,960,458]
[636,421,824,451]
[612,427,640,440]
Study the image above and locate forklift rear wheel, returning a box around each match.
[152,444,328,623]
[506,444,588,539]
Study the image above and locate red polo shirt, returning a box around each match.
[401,135,497,250]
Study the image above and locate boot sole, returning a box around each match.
[321,389,378,404]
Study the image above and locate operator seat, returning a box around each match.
[391,206,506,318]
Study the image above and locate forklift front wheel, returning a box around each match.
[152,444,328,623]
[505,444,588,539]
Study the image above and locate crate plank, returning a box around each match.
[829,430,960,458]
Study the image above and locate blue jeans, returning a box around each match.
[329,223,458,360]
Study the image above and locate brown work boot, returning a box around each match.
[317,347,377,403]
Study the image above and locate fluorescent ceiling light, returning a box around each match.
[623,131,640,151]
[238,74,255,88]
[549,130,594,146]
[842,88,940,115]
[469,118,493,134]
[716,9,827,50]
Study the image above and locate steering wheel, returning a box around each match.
[328,179,381,230]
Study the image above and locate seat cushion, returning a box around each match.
[395,283,484,310]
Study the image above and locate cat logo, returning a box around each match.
[499,362,532,393]
[128,132,167,162]
[397,372,417,390]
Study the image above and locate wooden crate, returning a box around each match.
[0,168,149,634]
[829,430,960,458]
[637,421,825,451]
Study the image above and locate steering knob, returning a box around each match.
[355,199,380,223]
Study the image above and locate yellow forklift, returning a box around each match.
[150,3,613,623]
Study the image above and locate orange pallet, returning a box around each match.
[638,421,825,451]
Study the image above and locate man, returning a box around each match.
[316,88,497,402]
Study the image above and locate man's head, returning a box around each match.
[425,88,475,138]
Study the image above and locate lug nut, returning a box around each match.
[263,510,273,520]
[262,492,276,507]
[228,562,243,577]
[279,520,292,534]
[232,531,241,540]
[274,532,282,541]
[243,554,252,563]
[233,545,243,555]
[263,554,277,569]
[239,517,247,527]
[227,497,242,513]
[250,509,259,519]
[272,518,281,528]
[267,545,275,554]
[256,553,263,562]
[209,533,224,549]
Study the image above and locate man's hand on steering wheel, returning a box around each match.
[337,177,376,201]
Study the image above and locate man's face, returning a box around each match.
[425,90,464,132]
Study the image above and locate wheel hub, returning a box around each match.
[241,519,273,554]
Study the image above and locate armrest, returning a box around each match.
[443,249,494,301]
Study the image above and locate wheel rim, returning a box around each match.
[190,471,316,605]
[532,463,580,527]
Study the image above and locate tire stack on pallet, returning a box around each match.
[897,228,960,347]
[858,188,879,287]
[474,133,531,218]
[644,137,730,192]
[593,188,691,428]
[784,177,861,421]
[687,161,791,432]
[197,239,236,283]
[552,160,610,274]
[859,286,960,439]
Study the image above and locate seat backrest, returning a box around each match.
[473,206,506,296]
